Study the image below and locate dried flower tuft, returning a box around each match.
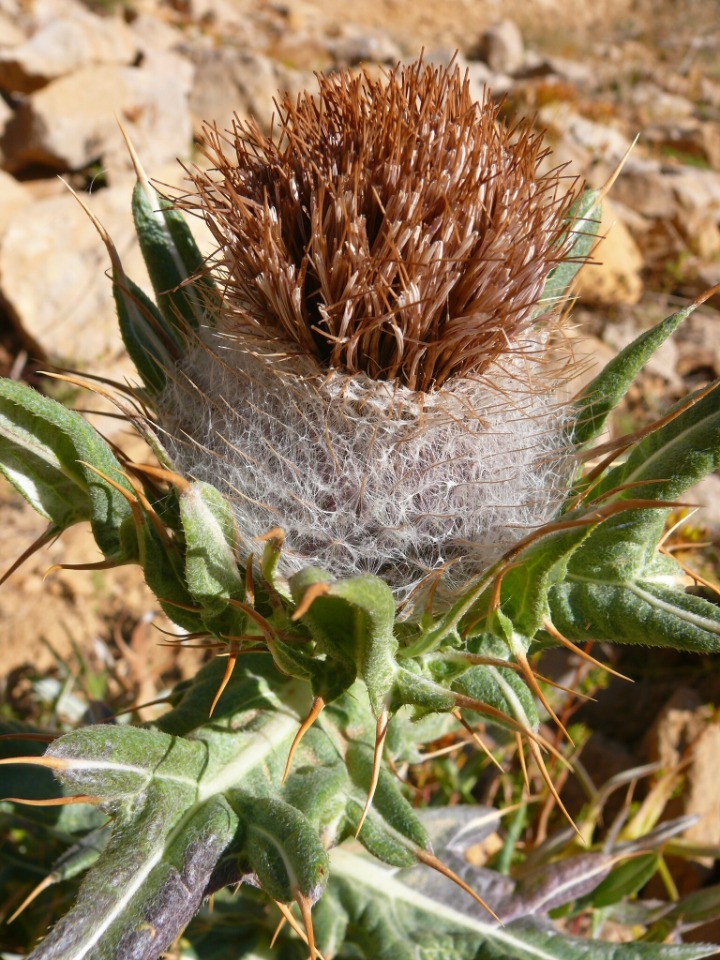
[160,61,584,599]
[181,62,576,392]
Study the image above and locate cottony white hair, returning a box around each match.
[158,329,575,599]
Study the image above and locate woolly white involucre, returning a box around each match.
[158,334,575,597]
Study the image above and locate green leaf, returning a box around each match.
[0,722,105,834]
[548,575,720,653]
[572,302,698,449]
[346,742,429,867]
[534,189,601,319]
[0,380,136,560]
[179,481,244,615]
[229,793,329,903]
[26,658,312,960]
[545,380,720,653]
[291,571,398,715]
[664,883,720,926]
[132,180,215,334]
[586,379,720,511]
[113,273,175,394]
[326,847,715,960]
[588,853,660,909]
[452,662,539,735]
[136,513,207,633]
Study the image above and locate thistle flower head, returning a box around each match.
[161,61,583,599]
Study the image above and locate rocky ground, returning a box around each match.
[1,0,720,918]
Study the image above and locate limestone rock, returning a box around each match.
[538,102,632,168]
[0,162,214,370]
[326,24,403,66]
[684,722,720,851]
[694,122,720,172]
[671,166,720,258]
[0,11,138,94]
[181,0,257,37]
[0,168,31,236]
[0,185,150,367]
[645,686,704,768]
[187,47,286,136]
[612,158,678,220]
[575,198,644,306]
[689,473,720,532]
[465,58,512,97]
[539,55,595,88]
[473,19,524,75]
[646,689,720,857]
[614,159,720,267]
[692,262,720,311]
[0,10,25,47]
[128,11,187,57]
[1,53,193,178]
[628,81,696,126]
[0,94,12,166]
[103,51,195,182]
[425,50,510,100]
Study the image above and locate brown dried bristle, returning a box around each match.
[180,61,578,393]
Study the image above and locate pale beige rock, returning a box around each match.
[541,55,595,87]
[102,51,195,182]
[474,18,524,74]
[0,11,138,94]
[128,11,187,57]
[613,159,678,220]
[649,692,720,856]
[615,160,720,263]
[0,10,25,46]
[0,158,214,434]
[629,82,696,125]
[427,50,511,100]
[692,263,720,311]
[1,54,193,178]
[17,175,67,201]
[266,30,333,72]
[538,102,632,166]
[696,122,720,172]
[645,686,704,767]
[20,0,89,25]
[684,722,720,852]
[0,185,150,367]
[699,75,720,111]
[677,310,720,380]
[326,23,403,65]
[575,199,644,306]
[187,47,285,136]
[0,164,214,374]
[0,93,12,165]
[688,473,720,532]
[0,168,31,236]
[181,0,257,38]
[0,93,11,129]
[672,167,720,258]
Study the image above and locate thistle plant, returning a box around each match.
[2,61,720,960]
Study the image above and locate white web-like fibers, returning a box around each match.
[157,328,576,599]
